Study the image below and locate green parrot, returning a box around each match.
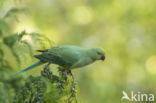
[14,45,105,75]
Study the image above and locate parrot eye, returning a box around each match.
[97,52,101,55]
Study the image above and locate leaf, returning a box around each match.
[3,7,27,19]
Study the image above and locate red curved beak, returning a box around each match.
[101,54,105,61]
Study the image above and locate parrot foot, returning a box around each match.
[58,67,75,83]
[67,70,75,82]
[41,63,53,80]
[44,62,50,68]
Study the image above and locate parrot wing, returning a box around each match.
[35,46,85,68]
[34,52,72,67]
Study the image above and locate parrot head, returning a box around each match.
[88,48,105,61]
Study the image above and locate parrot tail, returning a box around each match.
[13,61,44,76]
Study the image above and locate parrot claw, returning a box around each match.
[67,70,75,82]
[44,63,50,68]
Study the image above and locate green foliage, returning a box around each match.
[0,7,26,103]
[3,8,27,20]
[14,65,79,103]
[14,76,46,103]
[0,5,79,103]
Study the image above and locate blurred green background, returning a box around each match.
[0,0,156,103]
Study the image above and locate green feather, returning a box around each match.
[13,61,44,76]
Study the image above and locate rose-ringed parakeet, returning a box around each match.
[14,45,105,75]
